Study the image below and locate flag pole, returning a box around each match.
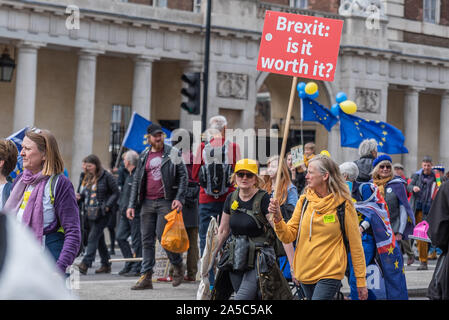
[300,97,304,147]
[273,76,297,203]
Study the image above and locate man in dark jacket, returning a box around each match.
[116,150,142,277]
[407,156,435,270]
[127,124,188,290]
[426,180,449,299]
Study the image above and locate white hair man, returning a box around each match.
[116,150,142,277]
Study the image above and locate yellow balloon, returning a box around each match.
[305,82,318,95]
[340,100,357,114]
[320,150,331,158]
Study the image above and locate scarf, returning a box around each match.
[4,170,50,243]
[305,187,345,213]
[373,176,392,198]
[303,154,315,168]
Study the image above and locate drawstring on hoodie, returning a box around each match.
[309,210,316,241]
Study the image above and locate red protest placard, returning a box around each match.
[257,11,344,82]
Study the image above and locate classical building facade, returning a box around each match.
[0,0,448,180]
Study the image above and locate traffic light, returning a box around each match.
[180,72,201,115]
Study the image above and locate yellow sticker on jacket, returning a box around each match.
[323,214,336,224]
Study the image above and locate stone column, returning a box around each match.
[13,41,45,132]
[179,61,203,132]
[132,55,156,120]
[439,91,449,169]
[71,49,102,181]
[403,87,422,177]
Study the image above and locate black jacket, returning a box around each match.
[427,181,449,300]
[81,169,119,211]
[118,167,136,212]
[407,170,435,214]
[128,144,188,209]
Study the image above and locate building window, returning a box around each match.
[290,0,308,9]
[194,0,201,13]
[423,0,440,24]
[154,0,167,8]
[110,105,132,169]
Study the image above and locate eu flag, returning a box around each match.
[6,127,28,180]
[355,186,409,300]
[122,112,171,153]
[339,111,408,154]
[301,98,339,131]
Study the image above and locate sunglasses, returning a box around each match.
[29,127,42,134]
[236,172,255,179]
[379,165,391,170]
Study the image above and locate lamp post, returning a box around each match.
[0,48,16,82]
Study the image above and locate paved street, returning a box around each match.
[71,247,435,300]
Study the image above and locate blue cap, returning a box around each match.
[373,154,392,168]
[433,165,445,173]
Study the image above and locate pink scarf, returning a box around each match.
[4,170,50,243]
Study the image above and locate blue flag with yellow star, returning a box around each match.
[6,127,28,180]
[301,98,339,131]
[355,186,408,300]
[122,112,171,153]
[339,111,408,154]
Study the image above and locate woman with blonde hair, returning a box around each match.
[270,155,368,300]
[262,155,298,282]
[4,128,81,275]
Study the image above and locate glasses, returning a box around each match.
[236,172,255,179]
[29,127,42,134]
[379,165,391,170]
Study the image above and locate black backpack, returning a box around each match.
[199,141,233,199]
[229,189,286,258]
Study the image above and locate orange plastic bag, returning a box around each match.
[161,209,190,253]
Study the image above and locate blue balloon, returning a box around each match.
[297,82,306,92]
[336,92,347,103]
[298,90,306,99]
[307,91,319,99]
[330,103,340,117]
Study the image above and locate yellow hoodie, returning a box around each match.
[274,189,367,287]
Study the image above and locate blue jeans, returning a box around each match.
[140,199,183,274]
[301,279,342,300]
[45,231,64,262]
[82,215,111,267]
[229,269,259,300]
[199,202,224,287]
[199,202,224,255]
[116,210,142,272]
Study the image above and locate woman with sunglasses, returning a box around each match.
[4,128,81,275]
[372,155,415,251]
[212,159,292,300]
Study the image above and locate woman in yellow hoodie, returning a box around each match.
[269,155,368,300]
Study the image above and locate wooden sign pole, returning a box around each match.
[273,76,297,201]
